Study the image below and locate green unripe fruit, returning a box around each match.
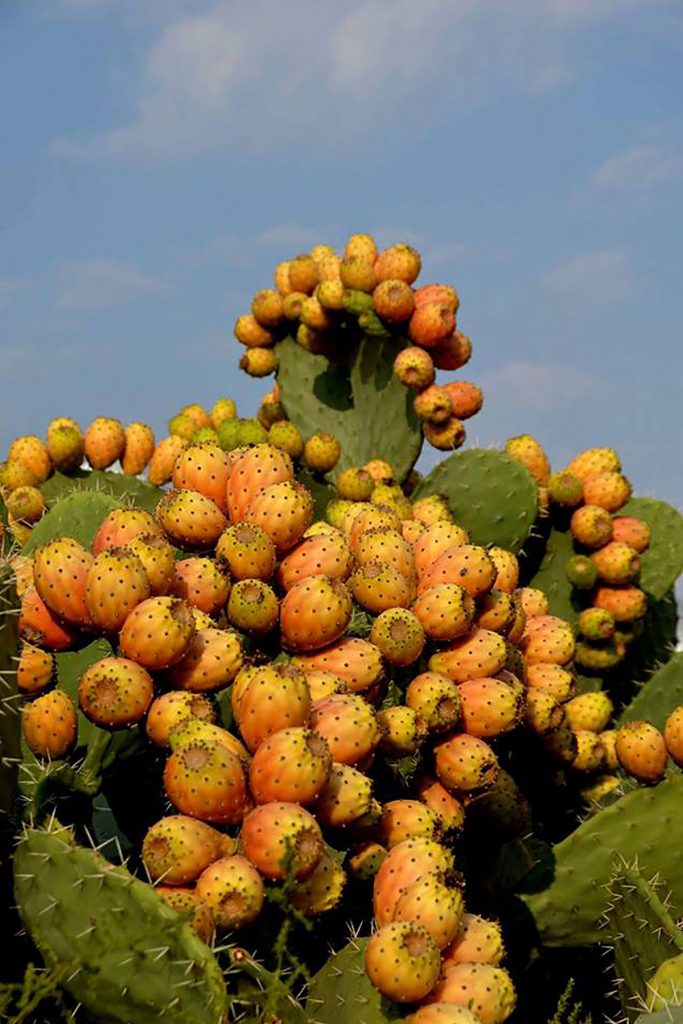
[648,953,683,1011]
[268,421,304,460]
[6,485,45,524]
[577,607,615,641]
[236,419,269,447]
[168,412,197,441]
[566,554,598,589]
[575,638,625,671]
[191,427,220,444]
[342,289,374,316]
[337,467,374,501]
[358,309,392,338]
[326,499,356,531]
[304,433,341,474]
[217,419,241,451]
[548,470,583,507]
[211,397,236,427]
[258,400,287,429]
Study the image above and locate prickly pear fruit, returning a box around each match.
[426,963,516,1024]
[615,720,668,782]
[378,800,442,848]
[226,579,278,635]
[120,596,195,670]
[406,672,462,734]
[310,692,380,766]
[516,587,549,618]
[146,690,215,747]
[523,687,564,734]
[78,656,153,728]
[570,505,614,548]
[443,913,505,967]
[92,508,163,554]
[22,689,77,759]
[154,886,214,942]
[405,1006,480,1024]
[566,446,620,482]
[291,849,346,915]
[142,815,224,884]
[244,480,314,553]
[46,423,85,473]
[574,637,625,671]
[505,435,550,487]
[370,608,425,667]
[664,707,683,767]
[611,515,651,552]
[565,692,613,733]
[124,534,176,596]
[216,523,276,582]
[577,607,615,641]
[292,637,384,697]
[17,644,54,695]
[349,563,412,613]
[248,727,331,804]
[280,576,352,652]
[583,471,631,512]
[392,874,464,949]
[241,801,323,879]
[164,740,248,823]
[547,471,583,507]
[167,627,243,694]
[418,545,496,598]
[121,422,155,476]
[429,628,507,683]
[156,489,227,551]
[416,774,465,833]
[521,620,575,666]
[394,347,436,389]
[590,541,640,585]
[413,522,469,575]
[277,532,353,591]
[365,921,441,1003]
[148,435,186,485]
[459,678,523,739]
[412,584,475,642]
[33,537,93,627]
[303,433,341,474]
[232,663,310,752]
[6,486,44,525]
[314,763,374,828]
[434,733,498,794]
[85,550,151,633]
[172,443,231,512]
[170,557,230,616]
[593,585,647,622]
[84,417,125,470]
[646,952,683,1011]
[373,838,455,925]
[196,854,264,930]
[225,444,293,521]
[19,587,78,652]
[8,435,52,482]
[565,554,598,590]
[572,730,605,772]
[377,706,421,757]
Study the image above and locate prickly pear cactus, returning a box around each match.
[23,491,122,553]
[621,497,683,601]
[306,936,402,1024]
[278,335,422,482]
[413,448,539,552]
[526,526,579,623]
[521,777,683,946]
[14,821,229,1024]
[602,861,683,1020]
[618,653,683,729]
[41,469,163,513]
[0,564,19,816]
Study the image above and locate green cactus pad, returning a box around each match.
[297,468,337,521]
[521,776,683,946]
[0,565,19,815]
[636,1011,683,1024]
[42,469,163,513]
[618,653,683,730]
[23,491,121,554]
[413,448,539,553]
[621,497,683,601]
[14,821,228,1024]
[527,527,581,624]
[277,335,422,483]
[603,862,683,1020]
[306,936,402,1024]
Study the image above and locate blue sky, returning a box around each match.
[1,0,682,505]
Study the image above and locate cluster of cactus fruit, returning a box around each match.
[0,237,682,1024]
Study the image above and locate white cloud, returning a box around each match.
[52,0,670,160]
[56,259,165,310]
[542,248,635,307]
[482,361,603,413]
[592,144,683,192]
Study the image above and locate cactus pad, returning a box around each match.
[23,492,121,554]
[413,448,539,552]
[306,935,402,1024]
[527,527,581,624]
[14,820,228,1023]
[42,470,163,513]
[277,335,422,483]
[521,776,683,946]
[622,497,683,601]
[618,653,683,730]
[602,861,683,1020]
[0,565,19,815]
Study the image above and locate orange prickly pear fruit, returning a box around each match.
[156,489,227,551]
[310,692,380,766]
[121,422,155,476]
[474,590,516,635]
[84,417,125,470]
[172,442,232,512]
[373,838,454,925]
[370,608,425,667]
[378,799,442,848]
[593,585,647,622]
[343,233,378,263]
[408,303,456,348]
[583,471,632,513]
[119,596,195,670]
[425,964,516,1024]
[8,435,52,483]
[19,587,78,651]
[92,507,163,554]
[241,801,323,879]
[521,619,575,666]
[414,385,453,424]
[292,637,384,698]
[124,533,176,596]
[356,528,416,579]
[148,435,187,485]
[314,763,374,829]
[422,417,467,452]
[487,547,519,594]
[251,288,285,328]
[524,687,564,735]
[196,855,264,931]
[279,576,352,652]
[22,689,77,759]
[418,545,496,598]
[349,563,413,613]
[572,730,605,772]
[163,739,248,823]
[377,706,421,758]
[365,922,441,1004]
[565,692,613,733]
[526,663,576,702]
[414,283,459,311]
[244,480,314,553]
[248,727,332,805]
[428,628,507,683]
[590,542,640,584]
[170,557,230,615]
[78,656,154,728]
[406,672,462,734]
[416,774,465,833]
[374,279,415,323]
[615,720,668,782]
[142,814,224,885]
[287,254,319,294]
[374,243,421,284]
[412,583,475,641]
[516,587,549,618]
[431,330,471,371]
[505,435,550,487]
[33,537,93,627]
[276,530,353,590]
[413,522,469,575]
[611,516,651,552]
[566,446,620,482]
[145,690,215,748]
[664,708,683,766]
[85,550,150,633]
[226,443,293,522]
[391,875,464,950]
[232,663,310,752]
[442,913,505,968]
[17,644,54,695]
[433,733,498,794]
[411,495,454,527]
[166,627,243,694]
[458,678,523,739]
[442,381,483,420]
[233,313,276,348]
[216,522,276,582]
[393,347,436,389]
